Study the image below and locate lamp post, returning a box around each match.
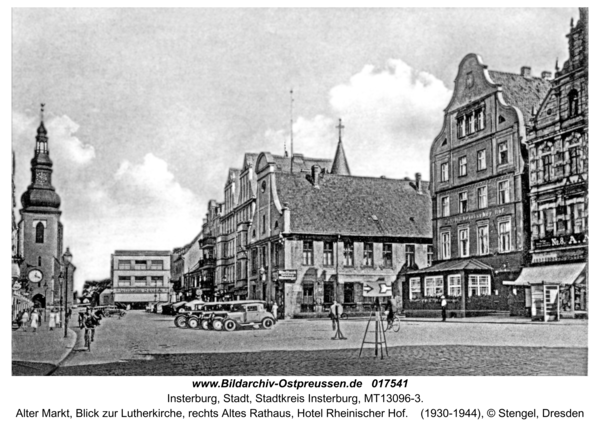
[62,248,73,338]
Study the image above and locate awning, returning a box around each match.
[504,263,586,286]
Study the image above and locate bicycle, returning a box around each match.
[386,314,401,332]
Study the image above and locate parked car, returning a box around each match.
[219,301,276,331]
[102,305,126,318]
[173,302,208,329]
[163,300,202,316]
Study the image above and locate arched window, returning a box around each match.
[35,222,45,244]
[568,89,579,117]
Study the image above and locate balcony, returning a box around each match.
[200,237,216,249]
[199,257,216,269]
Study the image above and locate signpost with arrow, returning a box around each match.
[363,278,393,297]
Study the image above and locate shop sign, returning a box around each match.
[112,287,170,294]
[274,270,297,282]
[363,280,392,297]
[533,233,588,250]
[440,207,506,225]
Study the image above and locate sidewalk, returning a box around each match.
[12,319,77,367]
[290,315,588,326]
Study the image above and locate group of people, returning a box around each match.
[15,307,65,333]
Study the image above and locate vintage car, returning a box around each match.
[173,302,208,329]
[215,300,276,331]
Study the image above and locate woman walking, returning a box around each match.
[30,309,40,333]
[48,308,56,331]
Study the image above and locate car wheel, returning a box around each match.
[177,307,186,313]
[174,315,188,329]
[261,318,275,329]
[224,319,237,331]
[201,320,211,330]
[187,317,199,329]
[212,319,224,331]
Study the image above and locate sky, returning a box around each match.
[11,7,580,290]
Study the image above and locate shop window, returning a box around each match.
[324,282,334,304]
[425,276,444,297]
[409,278,422,300]
[343,283,355,303]
[468,275,490,296]
[363,243,374,267]
[448,275,462,297]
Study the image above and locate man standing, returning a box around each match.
[441,295,447,322]
[329,300,346,340]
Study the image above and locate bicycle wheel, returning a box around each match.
[392,315,401,332]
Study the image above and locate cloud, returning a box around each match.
[264,58,452,179]
[47,115,96,164]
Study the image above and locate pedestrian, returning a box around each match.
[56,309,61,328]
[21,309,30,332]
[30,309,40,333]
[384,298,395,330]
[271,301,279,320]
[48,308,56,331]
[329,300,346,340]
[441,295,447,322]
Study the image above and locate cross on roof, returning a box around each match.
[336,118,344,141]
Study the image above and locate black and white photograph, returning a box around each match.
[7,4,595,425]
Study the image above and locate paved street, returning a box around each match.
[43,310,587,376]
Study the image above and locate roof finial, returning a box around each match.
[570,17,574,28]
[336,118,344,143]
[555,58,559,72]
[284,140,288,158]
[40,103,45,122]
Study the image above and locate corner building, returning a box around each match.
[406,54,550,315]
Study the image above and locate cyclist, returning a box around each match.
[385,298,395,330]
[82,308,100,344]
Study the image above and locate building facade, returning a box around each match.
[110,250,171,309]
[507,9,588,318]
[18,109,75,309]
[246,147,432,318]
[406,54,551,315]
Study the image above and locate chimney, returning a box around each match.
[311,165,321,189]
[415,172,422,193]
[541,71,552,80]
[520,66,531,78]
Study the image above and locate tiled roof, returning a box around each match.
[415,259,493,274]
[272,153,332,174]
[275,172,431,238]
[488,71,551,123]
[114,250,171,256]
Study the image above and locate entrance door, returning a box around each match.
[544,286,560,321]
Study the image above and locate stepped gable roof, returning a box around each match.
[416,259,493,274]
[275,173,431,238]
[488,70,551,123]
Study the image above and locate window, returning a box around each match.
[37,256,42,267]
[458,156,467,177]
[477,225,489,255]
[302,241,314,265]
[477,186,487,209]
[568,89,579,117]
[150,276,163,287]
[118,260,131,270]
[273,243,281,267]
[476,109,485,131]
[542,154,552,181]
[262,214,266,234]
[323,282,334,304]
[459,228,469,257]
[35,222,44,244]
[477,149,486,171]
[498,219,511,252]
[425,276,444,297]
[448,275,462,297]
[383,243,393,268]
[467,113,475,134]
[542,208,555,237]
[251,248,257,273]
[457,116,466,138]
[498,141,508,165]
[343,283,355,303]
[150,260,163,270]
[118,276,131,287]
[323,242,334,266]
[134,260,147,270]
[498,180,509,204]
[441,231,451,260]
[302,283,314,304]
[569,147,581,175]
[468,275,491,296]
[363,243,374,267]
[409,278,422,300]
[427,245,433,266]
[441,196,450,217]
[260,246,267,267]
[458,191,468,213]
[343,242,354,267]
[441,162,449,182]
[405,244,415,268]
[134,276,146,286]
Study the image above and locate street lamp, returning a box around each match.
[62,247,73,338]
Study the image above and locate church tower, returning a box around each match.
[18,105,65,308]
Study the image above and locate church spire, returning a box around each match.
[330,118,351,176]
[36,103,49,154]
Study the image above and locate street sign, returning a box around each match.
[363,280,392,297]
[275,270,297,282]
